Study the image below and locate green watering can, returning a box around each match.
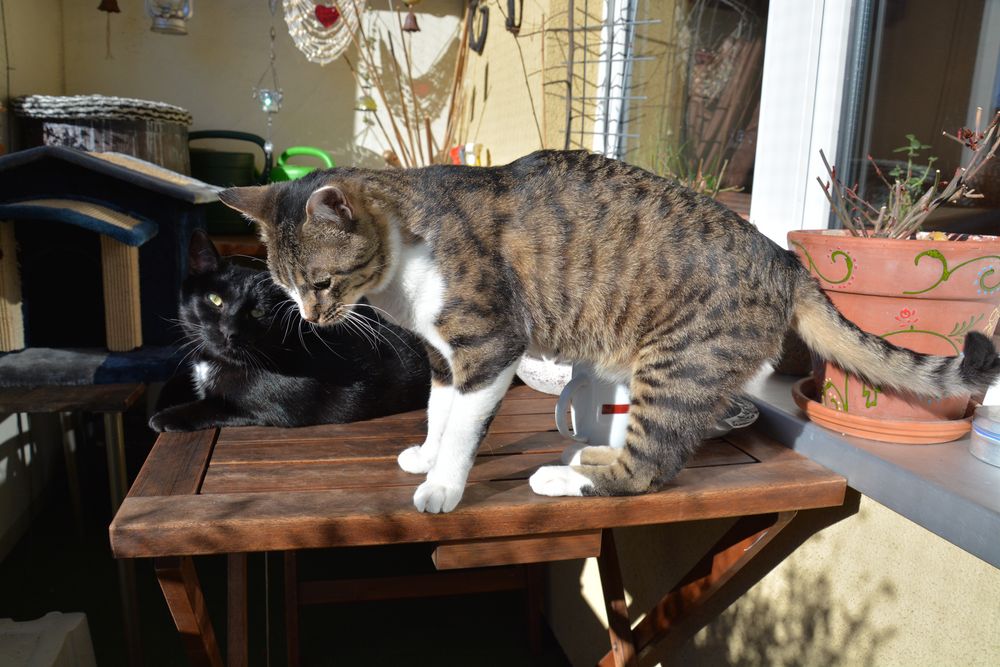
[270,146,335,181]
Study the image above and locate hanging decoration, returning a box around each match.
[253,4,284,152]
[401,0,421,33]
[145,0,193,35]
[282,1,366,65]
[97,0,121,59]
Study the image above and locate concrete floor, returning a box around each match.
[0,408,572,666]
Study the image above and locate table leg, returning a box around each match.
[228,554,248,667]
[104,411,143,667]
[596,511,797,667]
[285,551,300,667]
[525,563,544,655]
[155,556,224,667]
[597,529,638,667]
[103,412,128,512]
[58,412,85,537]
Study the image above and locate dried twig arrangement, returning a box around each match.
[818,108,1000,238]
[341,0,469,168]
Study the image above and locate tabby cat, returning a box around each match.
[219,150,1000,512]
[149,230,429,431]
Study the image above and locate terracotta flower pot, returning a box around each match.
[788,229,1000,426]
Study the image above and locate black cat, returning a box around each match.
[149,230,430,431]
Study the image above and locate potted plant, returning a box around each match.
[788,108,1000,443]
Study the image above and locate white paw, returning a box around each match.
[398,445,436,474]
[528,465,591,497]
[413,480,465,513]
[560,444,587,465]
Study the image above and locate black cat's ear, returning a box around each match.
[188,229,220,275]
[218,185,271,223]
[306,185,355,231]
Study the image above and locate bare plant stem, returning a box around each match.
[820,110,1000,238]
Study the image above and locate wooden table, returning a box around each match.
[109,386,846,667]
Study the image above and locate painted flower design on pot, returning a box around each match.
[894,308,918,326]
[977,265,999,296]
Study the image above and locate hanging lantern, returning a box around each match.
[145,0,193,35]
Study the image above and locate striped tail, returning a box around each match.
[791,269,1000,398]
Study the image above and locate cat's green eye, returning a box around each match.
[250,307,266,319]
[312,278,331,291]
[207,293,223,308]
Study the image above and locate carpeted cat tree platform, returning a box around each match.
[0,145,219,385]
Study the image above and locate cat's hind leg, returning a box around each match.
[532,344,746,497]
[560,444,619,466]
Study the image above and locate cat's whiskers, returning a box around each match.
[306,323,346,360]
[245,346,272,374]
[343,309,416,365]
[251,346,278,372]
[230,254,267,266]
[177,340,207,369]
[277,301,298,344]
[342,302,401,325]
[341,311,378,351]
[348,307,420,361]
[336,315,370,350]
[296,318,313,357]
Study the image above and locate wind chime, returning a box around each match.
[401,1,422,32]
[97,0,120,59]
[282,0,367,65]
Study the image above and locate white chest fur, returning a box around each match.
[191,361,216,398]
[367,242,452,360]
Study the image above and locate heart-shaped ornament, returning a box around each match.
[314,4,341,28]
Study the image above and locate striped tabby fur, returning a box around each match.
[220,150,1000,512]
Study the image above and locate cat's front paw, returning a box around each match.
[413,479,464,513]
[529,465,592,497]
[148,411,192,433]
[398,445,436,474]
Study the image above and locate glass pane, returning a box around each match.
[583,0,769,209]
[844,0,1000,235]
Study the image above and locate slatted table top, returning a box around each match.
[110,386,846,559]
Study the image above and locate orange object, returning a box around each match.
[792,377,972,444]
[789,229,1000,422]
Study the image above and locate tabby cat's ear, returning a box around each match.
[188,229,220,275]
[306,185,355,231]
[218,185,271,223]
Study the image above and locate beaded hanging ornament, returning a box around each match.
[282,1,366,65]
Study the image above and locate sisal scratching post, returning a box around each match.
[100,235,143,351]
[0,221,25,351]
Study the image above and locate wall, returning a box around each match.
[455,0,555,164]
[546,496,1000,666]
[0,0,67,557]
[0,413,61,563]
[57,0,461,169]
[3,0,65,97]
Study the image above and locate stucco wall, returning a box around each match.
[55,0,460,169]
[547,493,1000,666]
[4,0,65,97]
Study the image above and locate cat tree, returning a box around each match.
[0,146,217,357]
